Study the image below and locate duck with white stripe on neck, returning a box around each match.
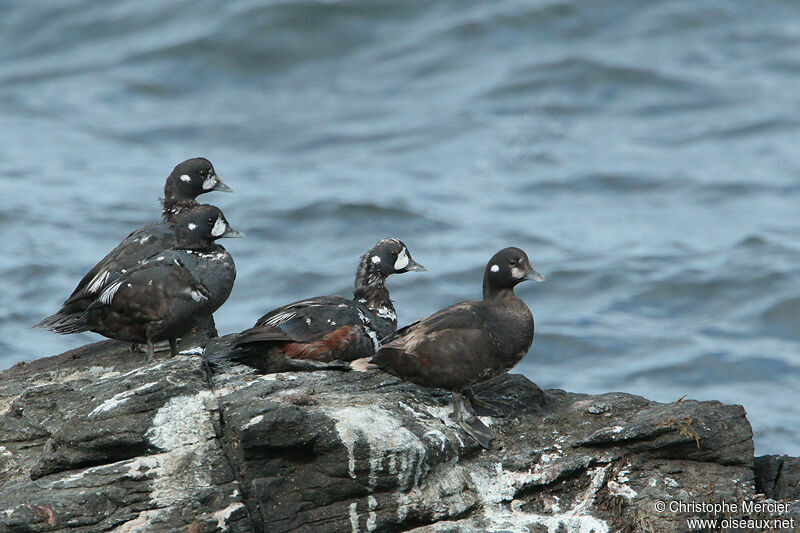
[207,238,425,374]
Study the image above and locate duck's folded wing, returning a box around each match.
[65,222,174,304]
[250,296,367,341]
[373,327,493,390]
[99,260,202,318]
[383,301,484,346]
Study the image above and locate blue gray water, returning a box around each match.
[2,0,799,455]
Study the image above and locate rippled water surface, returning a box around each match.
[2,0,799,455]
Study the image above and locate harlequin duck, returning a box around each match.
[214,238,425,373]
[36,158,232,333]
[54,205,243,362]
[372,247,544,448]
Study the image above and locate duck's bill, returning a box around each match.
[405,259,427,272]
[524,268,545,282]
[221,227,244,238]
[212,176,233,193]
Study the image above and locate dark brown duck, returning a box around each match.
[372,247,545,448]
[36,157,232,333]
[53,205,243,362]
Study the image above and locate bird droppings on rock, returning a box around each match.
[145,390,218,450]
[469,463,612,533]
[213,502,246,532]
[179,346,205,356]
[328,405,427,489]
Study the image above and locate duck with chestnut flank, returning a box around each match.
[36,157,232,333]
[54,205,243,362]
[372,247,544,448]
[214,238,425,373]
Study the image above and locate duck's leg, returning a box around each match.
[169,337,178,357]
[453,391,495,449]
[464,388,509,417]
[145,338,156,364]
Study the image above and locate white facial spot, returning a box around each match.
[189,290,207,302]
[187,222,197,231]
[211,217,226,237]
[371,255,381,264]
[202,175,217,190]
[490,264,500,273]
[512,266,525,279]
[393,248,409,270]
[180,174,191,183]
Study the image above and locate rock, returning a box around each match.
[755,455,800,501]
[0,337,797,532]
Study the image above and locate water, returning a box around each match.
[2,0,799,456]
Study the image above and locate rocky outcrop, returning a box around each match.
[0,337,798,532]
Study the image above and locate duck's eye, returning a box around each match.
[391,250,399,256]
[509,258,517,266]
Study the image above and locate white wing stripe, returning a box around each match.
[98,280,124,304]
[86,270,110,294]
[263,311,297,326]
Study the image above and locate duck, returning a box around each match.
[371,247,544,448]
[54,205,243,362]
[36,157,232,333]
[212,238,425,373]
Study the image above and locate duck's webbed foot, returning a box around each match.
[453,392,496,449]
[283,357,352,373]
[464,388,509,417]
[134,339,170,355]
[460,416,495,449]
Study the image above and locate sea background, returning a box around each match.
[2,0,799,455]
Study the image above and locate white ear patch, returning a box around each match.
[490,264,500,273]
[187,222,197,230]
[394,248,409,270]
[211,217,226,237]
[371,255,381,264]
[180,174,191,183]
[189,289,208,302]
[202,176,217,190]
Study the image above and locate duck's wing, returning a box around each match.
[55,256,204,336]
[233,296,378,362]
[66,222,175,303]
[247,296,369,342]
[36,222,175,332]
[372,301,496,389]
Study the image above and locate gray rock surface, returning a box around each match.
[755,455,800,501]
[0,337,797,532]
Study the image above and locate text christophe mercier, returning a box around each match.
[657,499,795,531]
[667,500,790,515]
